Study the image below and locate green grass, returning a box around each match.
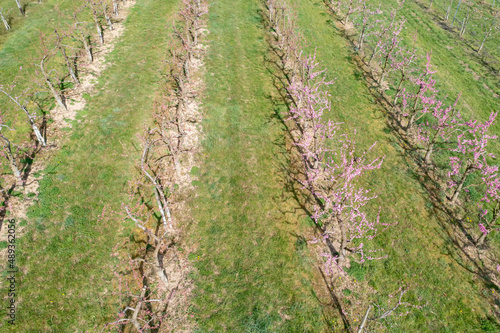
[1,0,179,330]
[186,0,330,331]
[289,0,500,331]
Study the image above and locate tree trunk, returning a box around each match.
[476,202,500,246]
[478,29,492,54]
[358,305,372,333]
[43,75,66,110]
[451,0,462,28]
[424,145,434,164]
[103,5,113,31]
[14,0,24,16]
[0,11,10,30]
[358,27,366,50]
[450,167,472,204]
[93,13,104,45]
[55,30,80,85]
[83,35,93,62]
[0,89,47,146]
[445,1,453,21]
[0,135,21,179]
[112,0,118,15]
[393,72,406,106]
[338,217,347,266]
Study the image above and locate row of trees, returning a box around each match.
[427,0,500,55]
[336,0,500,59]
[0,0,123,185]
[266,0,422,329]
[267,0,390,270]
[104,0,208,331]
[327,0,500,246]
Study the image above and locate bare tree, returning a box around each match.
[0,117,21,179]
[0,86,46,146]
[478,8,499,54]
[54,28,80,85]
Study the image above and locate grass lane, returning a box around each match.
[4,0,179,331]
[186,0,329,331]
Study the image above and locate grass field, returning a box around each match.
[1,0,179,330]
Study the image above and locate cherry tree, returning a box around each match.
[0,83,46,147]
[377,17,406,84]
[416,94,462,165]
[399,53,439,130]
[267,0,389,271]
[447,112,498,205]
[54,28,80,85]
[476,164,500,245]
[353,1,382,51]
[310,132,386,266]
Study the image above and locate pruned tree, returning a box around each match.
[54,28,80,85]
[88,0,105,44]
[447,112,498,205]
[476,164,500,246]
[0,84,46,147]
[417,94,463,165]
[34,35,68,111]
[478,7,499,54]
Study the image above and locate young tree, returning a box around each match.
[478,8,499,54]
[377,18,406,84]
[451,0,463,28]
[476,164,500,245]
[354,1,382,51]
[54,28,80,85]
[399,53,438,130]
[0,84,46,147]
[35,49,67,111]
[445,0,454,21]
[0,114,21,179]
[447,112,498,205]
[89,0,104,45]
[13,0,24,16]
[417,94,462,165]
[72,12,94,63]
[459,1,475,36]
[390,36,419,106]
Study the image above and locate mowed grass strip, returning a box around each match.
[292,0,499,331]
[3,0,179,331]
[186,0,329,331]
